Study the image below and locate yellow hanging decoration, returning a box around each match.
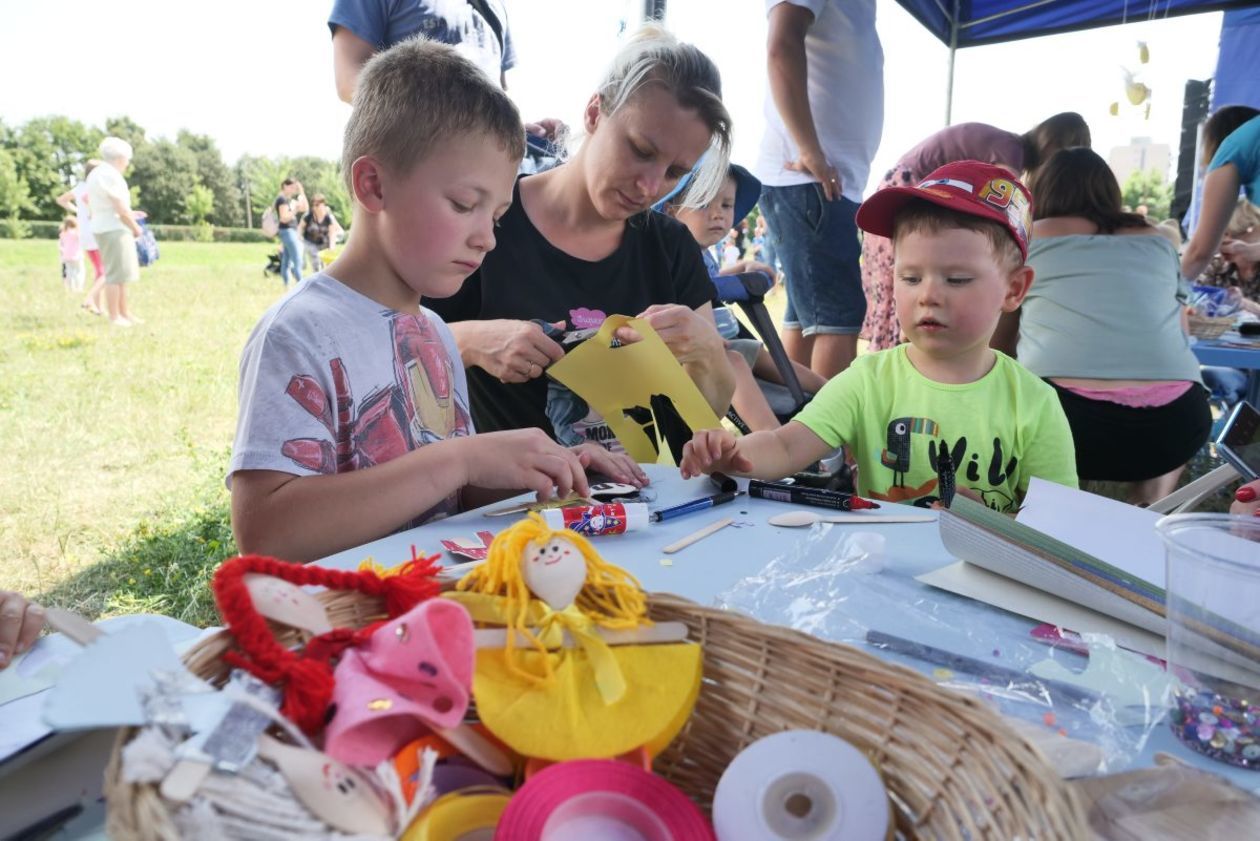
[1124,69,1151,106]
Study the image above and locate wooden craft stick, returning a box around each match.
[662,517,734,554]
[436,724,514,776]
[473,621,689,650]
[44,607,104,645]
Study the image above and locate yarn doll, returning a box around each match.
[445,513,702,761]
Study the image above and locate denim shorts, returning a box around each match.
[760,183,865,335]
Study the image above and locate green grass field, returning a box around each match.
[0,239,282,625]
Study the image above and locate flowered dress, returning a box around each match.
[860,163,916,350]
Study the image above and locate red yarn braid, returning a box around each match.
[211,552,440,734]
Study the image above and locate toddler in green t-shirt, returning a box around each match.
[680,160,1078,511]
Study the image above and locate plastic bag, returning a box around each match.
[1189,285,1242,318]
[715,521,1168,773]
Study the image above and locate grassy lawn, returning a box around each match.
[1,239,282,626]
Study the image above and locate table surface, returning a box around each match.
[1192,333,1260,369]
[317,465,1259,790]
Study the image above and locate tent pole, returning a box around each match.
[945,0,959,125]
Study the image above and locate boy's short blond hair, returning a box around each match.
[892,201,1024,272]
[341,37,524,193]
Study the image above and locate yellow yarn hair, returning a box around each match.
[455,513,649,684]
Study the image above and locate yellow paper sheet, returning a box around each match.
[546,315,721,464]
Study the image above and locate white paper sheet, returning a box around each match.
[1017,478,1166,588]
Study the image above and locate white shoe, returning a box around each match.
[111,317,133,328]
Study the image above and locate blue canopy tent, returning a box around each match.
[645,0,1260,120]
[890,0,1260,120]
[894,0,1260,47]
[1211,6,1260,108]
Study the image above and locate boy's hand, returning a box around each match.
[680,429,751,479]
[465,429,589,500]
[0,591,45,670]
[571,444,649,488]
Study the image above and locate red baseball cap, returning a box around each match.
[855,160,1033,262]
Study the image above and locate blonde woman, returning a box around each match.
[426,25,735,457]
[86,137,143,327]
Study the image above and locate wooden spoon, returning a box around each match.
[256,734,394,836]
[244,574,333,635]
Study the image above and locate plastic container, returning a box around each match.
[1156,514,1260,769]
[541,502,649,536]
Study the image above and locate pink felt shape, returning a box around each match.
[324,598,474,766]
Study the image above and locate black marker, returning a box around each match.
[747,479,879,511]
[937,447,956,508]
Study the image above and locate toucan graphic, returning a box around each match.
[881,417,939,486]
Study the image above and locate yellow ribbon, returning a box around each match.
[445,592,628,705]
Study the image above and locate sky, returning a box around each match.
[0,0,1226,197]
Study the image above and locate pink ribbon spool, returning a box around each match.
[495,759,714,841]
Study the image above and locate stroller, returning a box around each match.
[263,248,283,278]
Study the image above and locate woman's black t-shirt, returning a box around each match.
[302,211,336,247]
[425,176,713,443]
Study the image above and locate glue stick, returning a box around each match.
[541,503,649,536]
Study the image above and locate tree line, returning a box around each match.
[0,115,349,230]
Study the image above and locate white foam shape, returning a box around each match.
[42,623,204,729]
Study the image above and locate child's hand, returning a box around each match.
[465,429,590,500]
[571,444,650,488]
[731,260,778,281]
[680,429,751,479]
[0,591,45,670]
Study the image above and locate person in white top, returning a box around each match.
[86,137,143,327]
[56,160,106,315]
[755,0,883,379]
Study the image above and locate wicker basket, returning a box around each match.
[1188,312,1235,339]
[105,590,1089,840]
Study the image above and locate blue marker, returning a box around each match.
[650,490,743,523]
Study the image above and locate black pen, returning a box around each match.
[865,630,1100,706]
[650,491,742,523]
[937,447,956,508]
